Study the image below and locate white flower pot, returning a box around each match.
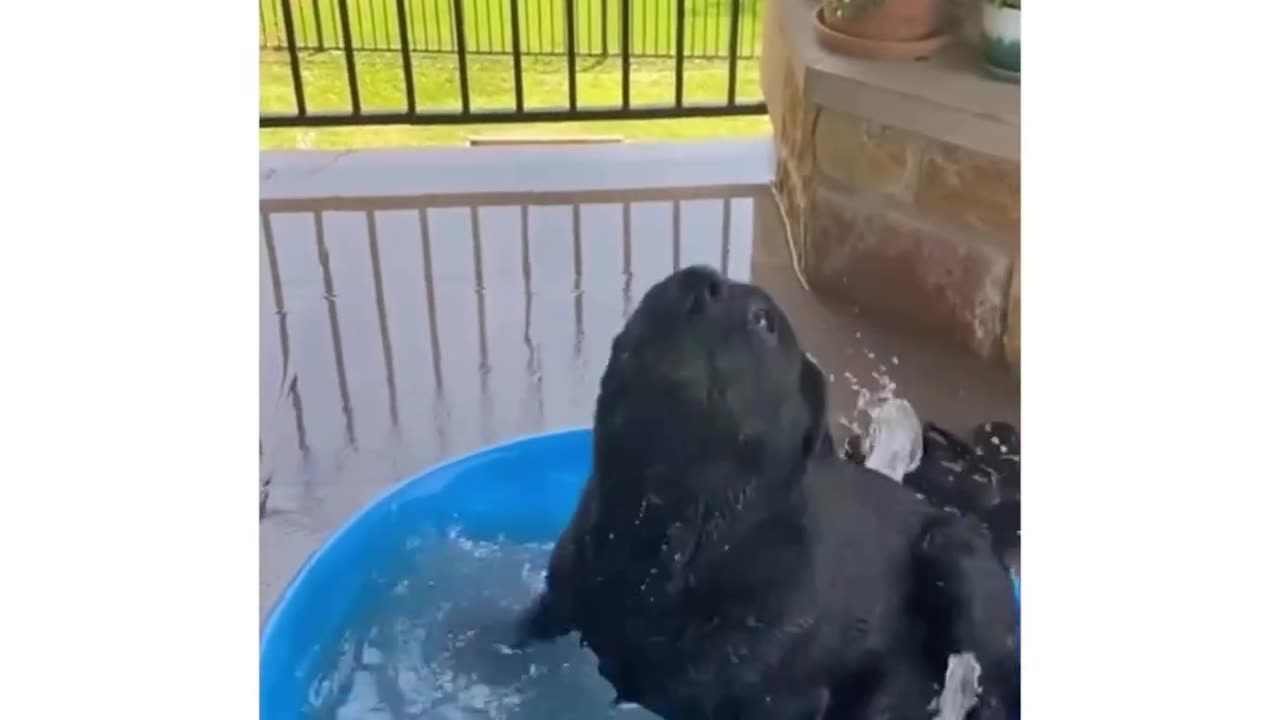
[982,3,1021,81]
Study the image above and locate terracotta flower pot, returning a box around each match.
[821,0,948,42]
[815,0,951,61]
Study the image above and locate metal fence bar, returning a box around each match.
[501,0,512,53]
[364,0,374,48]
[571,203,584,357]
[700,0,710,57]
[405,0,417,49]
[636,0,645,56]
[620,0,631,109]
[664,0,672,57]
[478,0,492,53]
[414,207,451,458]
[713,12,719,59]
[600,0,609,56]
[314,212,356,446]
[450,0,472,114]
[351,0,365,49]
[335,0,363,114]
[673,0,685,107]
[509,0,525,112]
[430,0,444,51]
[720,196,732,274]
[565,0,578,111]
[391,0,422,112]
[262,212,309,453]
[650,0,658,55]
[394,0,417,113]
[470,206,489,374]
[622,201,633,316]
[278,0,308,116]
[727,0,742,106]
[418,208,445,392]
[367,211,401,428]
[383,0,395,49]
[519,204,545,425]
[671,200,681,272]
[312,0,327,49]
[469,205,495,442]
[532,0,544,54]
[265,0,280,46]
[520,204,533,355]
[378,0,386,49]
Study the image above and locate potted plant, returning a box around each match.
[814,0,952,61]
[982,0,1021,81]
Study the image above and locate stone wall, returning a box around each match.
[763,0,1020,369]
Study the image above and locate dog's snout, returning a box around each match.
[685,273,725,315]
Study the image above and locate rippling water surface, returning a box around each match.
[303,528,658,720]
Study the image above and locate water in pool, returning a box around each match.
[302,527,657,720]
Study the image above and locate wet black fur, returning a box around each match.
[842,422,1021,564]
[517,267,1020,720]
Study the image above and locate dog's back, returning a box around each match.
[801,458,1020,720]
[802,458,945,719]
[521,425,1019,720]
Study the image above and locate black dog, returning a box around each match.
[518,267,1019,720]
[843,421,1021,565]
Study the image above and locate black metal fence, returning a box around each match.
[260,0,762,59]
[260,0,765,128]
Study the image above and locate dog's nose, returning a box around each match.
[685,273,724,315]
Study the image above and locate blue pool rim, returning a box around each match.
[261,427,1021,714]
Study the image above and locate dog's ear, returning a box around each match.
[799,356,832,458]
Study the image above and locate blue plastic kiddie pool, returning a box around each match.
[260,428,1019,718]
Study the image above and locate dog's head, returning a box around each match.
[594,266,829,477]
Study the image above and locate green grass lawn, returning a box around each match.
[260,49,770,149]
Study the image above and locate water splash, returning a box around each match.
[833,356,922,483]
[861,398,924,483]
[930,652,982,720]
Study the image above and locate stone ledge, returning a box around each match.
[764,0,1020,162]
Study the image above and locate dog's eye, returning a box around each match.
[750,307,775,335]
